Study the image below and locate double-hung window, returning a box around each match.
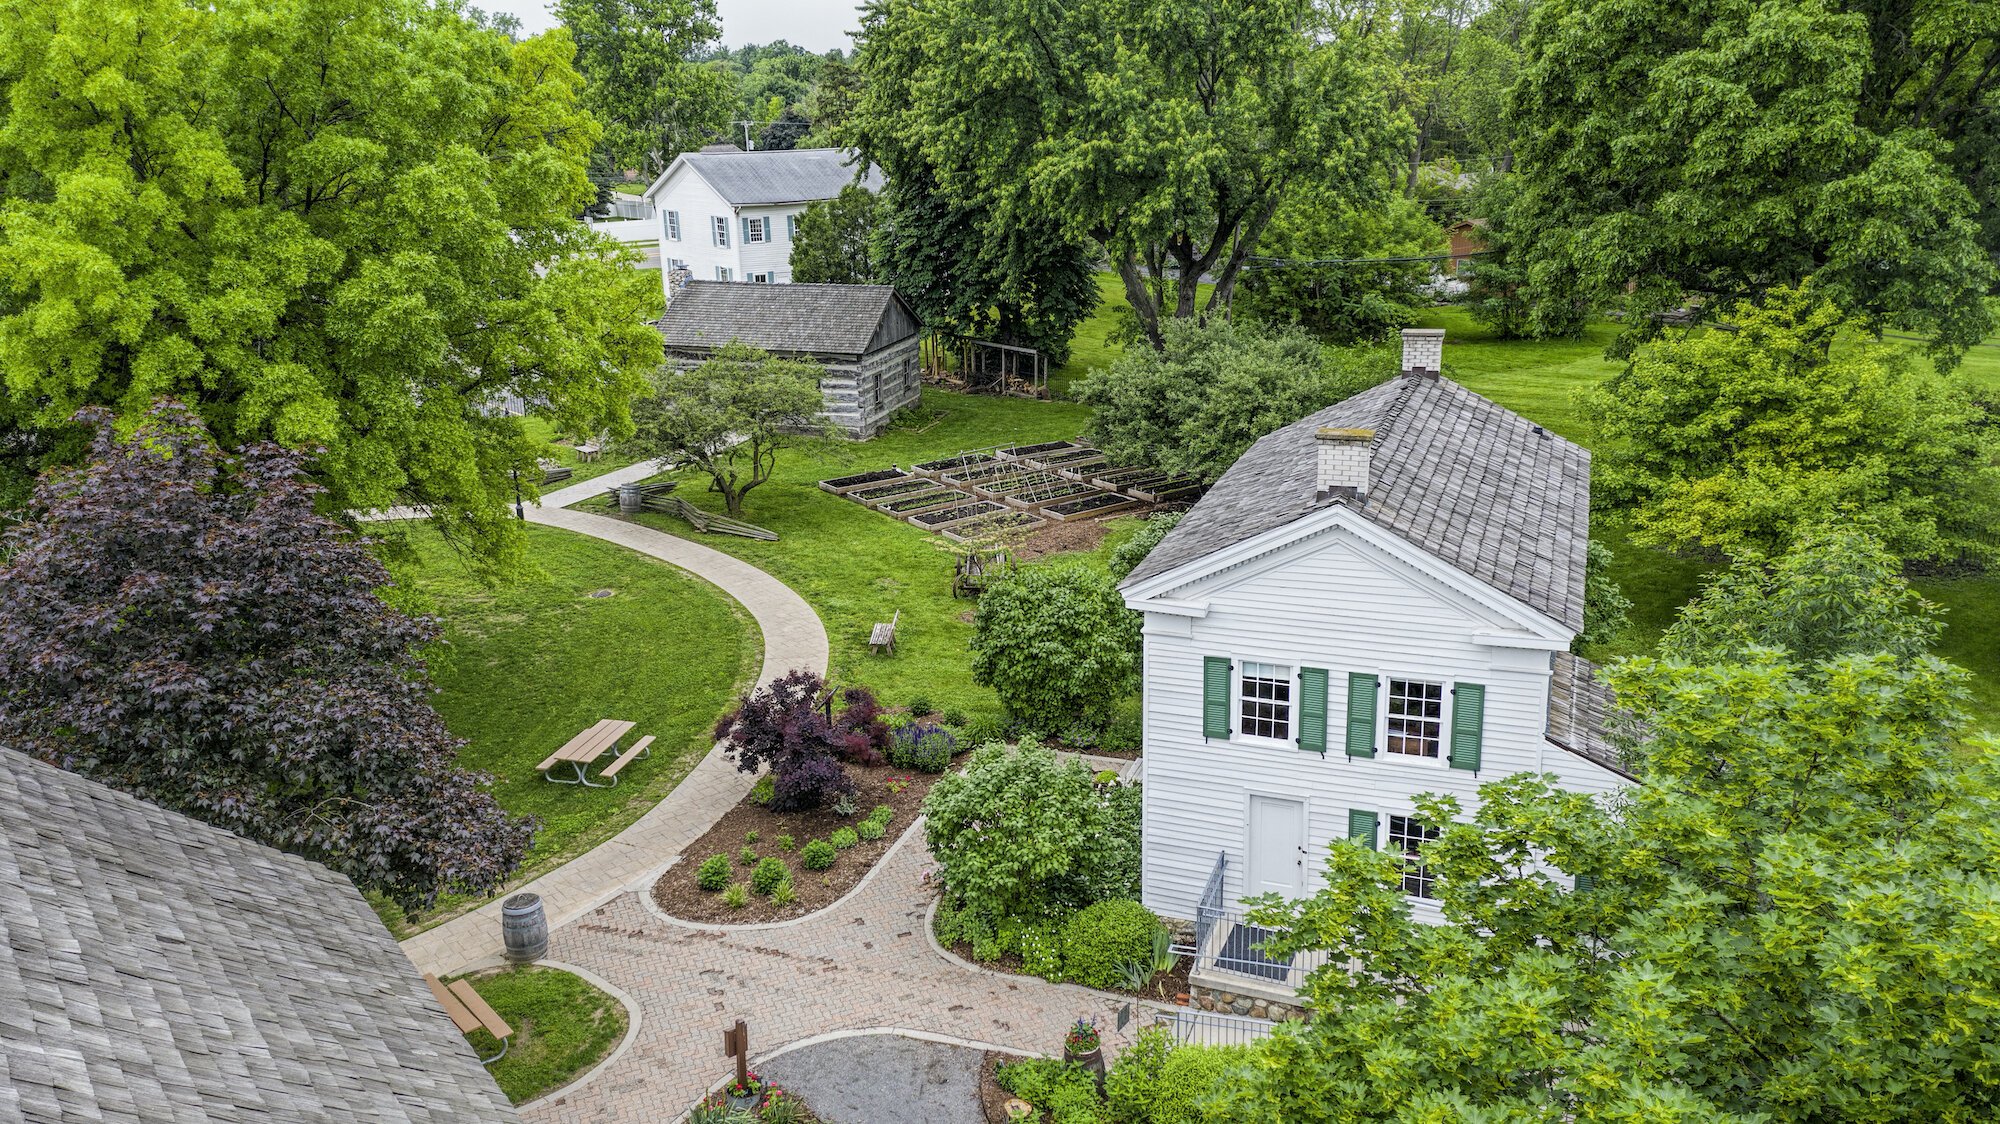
[665,210,681,240]
[1388,814,1440,898]
[786,214,800,240]
[712,216,730,247]
[748,271,774,283]
[743,216,769,244]
[1385,679,1444,757]
[1239,662,1292,741]
[716,266,733,282]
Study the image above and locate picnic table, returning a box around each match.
[535,719,653,787]
[425,974,514,1064]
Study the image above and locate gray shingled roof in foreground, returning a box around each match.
[660,281,913,357]
[1547,652,1632,778]
[0,748,518,1124]
[1123,373,1592,631]
[678,147,883,205]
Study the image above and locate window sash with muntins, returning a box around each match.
[1386,679,1444,758]
[1239,662,1292,741]
[712,216,730,246]
[666,211,681,240]
[1388,814,1440,899]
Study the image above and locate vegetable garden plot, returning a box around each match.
[996,440,1077,460]
[915,452,994,473]
[942,511,1045,542]
[879,489,969,513]
[819,468,908,493]
[913,500,1006,527]
[847,479,938,503]
[1043,492,1142,520]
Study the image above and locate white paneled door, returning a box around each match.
[1247,795,1307,899]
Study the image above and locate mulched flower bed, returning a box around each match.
[654,763,944,924]
[977,1051,1021,1124]
[941,925,1192,1004]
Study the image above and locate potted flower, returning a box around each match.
[1062,1016,1104,1075]
[723,1070,764,1111]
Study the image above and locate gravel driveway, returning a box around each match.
[760,1035,986,1124]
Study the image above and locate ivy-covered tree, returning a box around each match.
[1588,284,2000,566]
[0,0,662,569]
[790,183,881,285]
[0,404,534,910]
[627,342,833,517]
[1499,0,1997,359]
[1224,572,1998,1120]
[970,562,1141,733]
[1079,319,1396,484]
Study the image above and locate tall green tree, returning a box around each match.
[0,0,661,567]
[1499,0,1998,359]
[558,0,735,173]
[1224,569,2000,1120]
[1236,187,1446,342]
[789,182,880,284]
[1587,285,1999,566]
[626,342,832,517]
[850,0,1405,347]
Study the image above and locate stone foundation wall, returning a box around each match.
[1188,984,1305,1022]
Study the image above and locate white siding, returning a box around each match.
[650,168,742,301]
[1138,527,1627,922]
[740,204,805,282]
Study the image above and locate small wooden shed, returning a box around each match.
[659,282,923,439]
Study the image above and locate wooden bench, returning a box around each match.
[425,974,514,1064]
[596,735,654,785]
[869,609,900,655]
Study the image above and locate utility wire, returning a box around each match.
[1242,250,1494,270]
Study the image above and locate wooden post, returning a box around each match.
[721,1019,749,1089]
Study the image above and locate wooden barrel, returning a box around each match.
[501,893,548,963]
[616,485,643,513]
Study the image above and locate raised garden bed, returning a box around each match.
[914,500,1006,527]
[1089,466,1163,487]
[996,440,1077,460]
[916,453,994,472]
[945,461,1027,484]
[654,762,944,924]
[1129,479,1202,502]
[819,468,908,493]
[847,479,939,503]
[943,512,1044,543]
[1043,492,1142,520]
[1038,447,1104,466]
[1005,485,1095,512]
[879,488,970,513]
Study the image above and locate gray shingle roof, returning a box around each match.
[1547,652,1631,778]
[660,281,914,357]
[1123,373,1592,631]
[678,148,882,205]
[0,748,518,1124]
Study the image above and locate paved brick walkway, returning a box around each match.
[400,500,829,976]
[520,828,1159,1123]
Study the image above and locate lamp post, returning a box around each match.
[511,465,525,520]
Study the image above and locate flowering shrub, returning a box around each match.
[891,722,959,773]
[724,1070,764,1098]
[1065,1017,1101,1054]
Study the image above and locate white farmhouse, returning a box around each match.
[638,146,882,295]
[1119,328,1628,1016]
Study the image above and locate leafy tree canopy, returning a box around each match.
[0,0,662,569]
[850,0,1405,346]
[1588,284,2000,566]
[0,404,534,910]
[969,561,1142,734]
[558,0,736,173]
[1500,0,1998,360]
[1079,318,1396,484]
[1237,187,1447,343]
[1228,613,1997,1119]
[627,341,832,516]
[789,182,880,285]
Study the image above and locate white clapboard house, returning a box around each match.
[638,146,882,294]
[1119,328,1629,1013]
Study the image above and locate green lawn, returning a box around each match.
[455,965,628,1105]
[390,522,760,931]
[601,389,1093,719]
[521,415,645,493]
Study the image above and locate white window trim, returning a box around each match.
[716,266,733,282]
[1378,671,1452,767]
[1232,658,1298,750]
[665,210,681,240]
[745,216,768,244]
[712,216,730,247]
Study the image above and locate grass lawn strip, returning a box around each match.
[383,522,761,934]
[652,762,943,924]
[453,965,628,1105]
[521,415,643,492]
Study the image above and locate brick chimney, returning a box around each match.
[1315,427,1373,502]
[1401,327,1445,378]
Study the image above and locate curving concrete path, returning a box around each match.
[399,480,829,976]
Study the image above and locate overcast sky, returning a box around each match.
[488,0,861,54]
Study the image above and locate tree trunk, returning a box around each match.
[1206,189,1286,315]
[1113,249,1165,349]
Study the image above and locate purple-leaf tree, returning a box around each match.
[0,403,535,911]
[713,669,860,810]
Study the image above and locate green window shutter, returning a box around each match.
[1202,657,1232,739]
[1450,682,1485,772]
[1344,673,1378,757]
[741,216,752,242]
[1297,668,1328,753]
[1574,873,1596,894]
[1347,809,1378,849]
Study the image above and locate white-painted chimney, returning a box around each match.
[1315,427,1374,501]
[1401,327,1445,377]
